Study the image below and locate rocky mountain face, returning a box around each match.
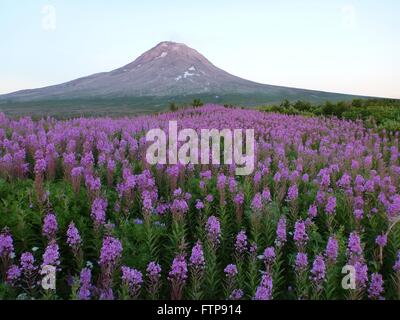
[0,41,362,104]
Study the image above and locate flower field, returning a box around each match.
[0,105,400,300]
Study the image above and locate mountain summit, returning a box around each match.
[0,41,363,109]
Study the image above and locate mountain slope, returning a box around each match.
[0,41,366,113]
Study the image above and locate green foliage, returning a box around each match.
[192,99,204,108]
[260,98,400,132]
[169,102,178,112]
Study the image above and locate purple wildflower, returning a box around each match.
[294,220,309,248]
[368,273,384,300]
[189,242,205,269]
[168,256,188,282]
[253,272,273,300]
[99,288,114,300]
[99,236,123,268]
[354,209,363,221]
[42,242,60,268]
[348,232,363,258]
[251,193,263,211]
[121,266,143,298]
[66,222,82,249]
[6,265,21,285]
[34,158,47,174]
[325,236,339,263]
[78,267,92,300]
[42,213,58,240]
[205,194,214,203]
[224,264,238,278]
[20,252,36,272]
[205,216,221,248]
[217,173,226,190]
[234,192,244,205]
[276,217,287,245]
[354,261,368,288]
[230,289,244,300]
[325,196,336,215]
[168,255,188,300]
[0,229,14,259]
[295,252,308,271]
[147,261,162,279]
[375,234,387,248]
[262,188,272,202]
[263,247,276,267]
[311,255,326,284]
[146,261,162,299]
[91,197,108,228]
[287,184,298,201]
[195,200,204,210]
[249,242,258,257]
[234,230,248,255]
[308,204,318,219]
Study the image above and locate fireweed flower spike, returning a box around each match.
[190,242,205,269]
[354,261,368,291]
[41,241,59,296]
[146,261,162,300]
[121,266,143,299]
[368,273,384,300]
[287,184,298,202]
[348,231,363,262]
[234,192,245,224]
[18,251,37,292]
[308,204,317,220]
[205,216,221,250]
[99,236,123,300]
[189,241,205,299]
[234,230,248,257]
[78,267,92,300]
[6,265,21,286]
[262,247,276,272]
[41,242,60,268]
[310,255,326,296]
[224,264,238,278]
[0,228,14,274]
[325,236,339,264]
[275,217,287,247]
[42,213,58,241]
[20,252,36,273]
[66,222,82,266]
[99,236,122,268]
[91,198,108,230]
[168,255,188,300]
[294,220,309,250]
[325,196,336,215]
[224,264,238,297]
[251,193,263,212]
[253,272,273,300]
[229,289,244,300]
[295,252,308,271]
[33,157,47,202]
[294,252,308,300]
[375,233,387,265]
[375,234,387,248]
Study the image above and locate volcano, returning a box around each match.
[0,41,365,115]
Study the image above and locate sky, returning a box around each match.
[0,0,399,98]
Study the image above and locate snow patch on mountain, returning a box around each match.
[156,52,168,59]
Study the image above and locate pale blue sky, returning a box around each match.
[0,0,399,98]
